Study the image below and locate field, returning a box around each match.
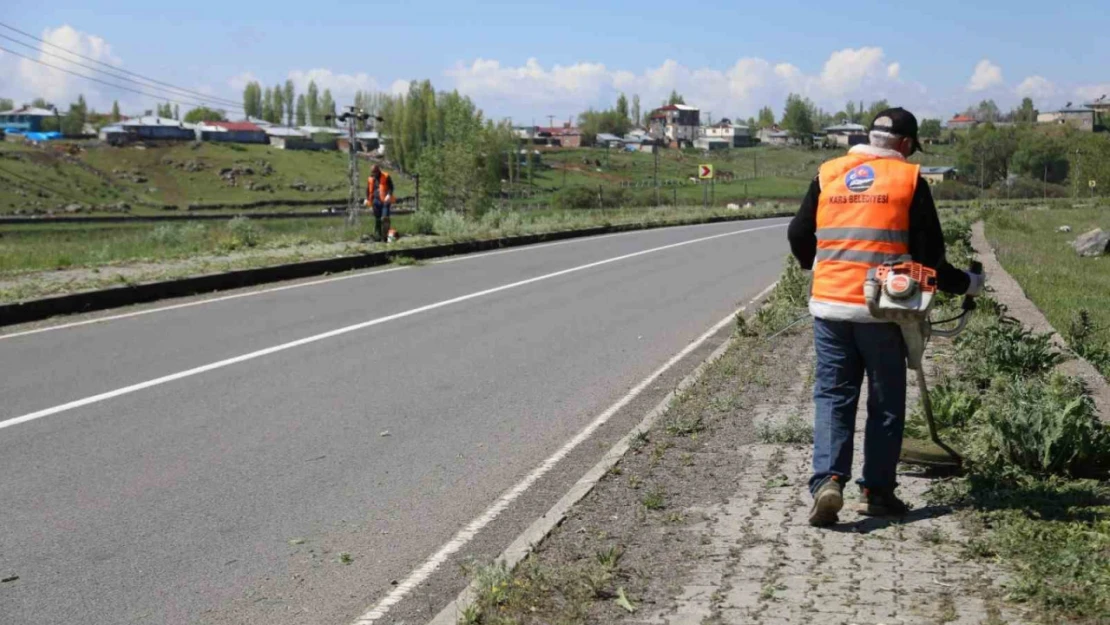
[0,138,960,216]
[985,206,1110,373]
[0,140,414,215]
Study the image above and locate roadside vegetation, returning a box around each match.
[984,207,1110,377]
[0,204,791,303]
[917,215,1110,623]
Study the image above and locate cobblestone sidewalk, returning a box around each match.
[635,343,1026,625]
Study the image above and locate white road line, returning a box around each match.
[350,282,779,625]
[0,219,778,341]
[0,223,785,432]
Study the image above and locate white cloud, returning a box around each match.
[1074,83,1110,104]
[227,72,260,92]
[389,79,412,95]
[444,47,915,121]
[0,25,121,108]
[1015,75,1056,100]
[286,68,383,100]
[967,59,1003,92]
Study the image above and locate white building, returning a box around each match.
[699,120,754,148]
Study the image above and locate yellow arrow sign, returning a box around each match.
[698,164,714,180]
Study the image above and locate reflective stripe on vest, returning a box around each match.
[811,154,918,309]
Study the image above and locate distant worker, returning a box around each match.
[366,164,394,242]
[786,108,984,527]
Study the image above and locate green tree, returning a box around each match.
[667,90,685,105]
[968,99,1000,123]
[295,94,306,126]
[781,94,814,143]
[956,123,1017,188]
[283,80,295,126]
[183,107,227,123]
[1011,131,1069,183]
[242,82,262,119]
[273,83,285,125]
[110,100,121,122]
[306,80,319,125]
[262,87,275,123]
[860,100,890,128]
[320,88,336,126]
[60,94,88,135]
[631,94,641,127]
[0,98,13,111]
[844,100,859,124]
[616,93,630,125]
[756,106,775,129]
[30,98,53,110]
[919,119,943,139]
[1014,97,1037,124]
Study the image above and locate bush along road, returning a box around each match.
[451,215,1110,625]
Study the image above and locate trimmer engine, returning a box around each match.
[863,257,939,370]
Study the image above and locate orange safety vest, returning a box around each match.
[368,172,393,202]
[811,154,918,313]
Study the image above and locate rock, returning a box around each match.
[1057,225,1072,233]
[743,202,755,209]
[63,203,84,214]
[1072,228,1110,257]
[727,203,741,211]
[219,167,233,176]
[290,180,308,191]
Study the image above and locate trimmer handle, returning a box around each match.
[962,261,983,311]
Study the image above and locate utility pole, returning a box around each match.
[1075,149,1082,198]
[547,114,555,129]
[327,105,378,227]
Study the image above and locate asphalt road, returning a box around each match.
[0,218,789,625]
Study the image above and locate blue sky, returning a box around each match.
[2,0,1107,122]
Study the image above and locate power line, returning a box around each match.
[0,21,244,109]
[0,32,242,109]
[0,45,247,114]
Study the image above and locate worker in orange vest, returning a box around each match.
[787,108,984,527]
[366,165,394,242]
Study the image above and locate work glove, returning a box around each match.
[363,199,371,207]
[965,270,985,297]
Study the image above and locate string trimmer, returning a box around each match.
[863,257,983,472]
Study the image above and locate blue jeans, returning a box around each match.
[809,318,907,495]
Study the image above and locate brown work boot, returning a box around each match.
[857,487,911,517]
[808,476,844,527]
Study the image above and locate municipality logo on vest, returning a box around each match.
[845,165,876,192]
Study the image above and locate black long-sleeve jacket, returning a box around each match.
[787,176,970,295]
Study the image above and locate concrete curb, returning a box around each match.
[0,212,792,328]
[973,220,1110,420]
[424,282,780,625]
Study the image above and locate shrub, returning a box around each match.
[431,210,475,238]
[1066,309,1110,377]
[408,210,436,235]
[148,222,207,248]
[225,216,261,248]
[955,321,1063,387]
[752,256,810,334]
[906,379,981,438]
[967,374,1110,477]
[985,177,1068,199]
[930,181,980,201]
[479,209,524,234]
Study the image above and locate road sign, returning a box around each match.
[698,164,714,180]
[1090,180,1098,189]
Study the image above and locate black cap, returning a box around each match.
[870,107,924,154]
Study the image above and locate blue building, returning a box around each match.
[0,106,58,133]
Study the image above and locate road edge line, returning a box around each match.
[418,280,779,625]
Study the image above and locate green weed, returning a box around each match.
[756,414,814,445]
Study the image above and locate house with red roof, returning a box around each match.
[195,120,268,144]
[946,114,978,130]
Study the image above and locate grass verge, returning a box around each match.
[0,204,789,303]
[919,216,1110,623]
[984,207,1110,377]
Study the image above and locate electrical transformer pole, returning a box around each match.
[328,105,381,227]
